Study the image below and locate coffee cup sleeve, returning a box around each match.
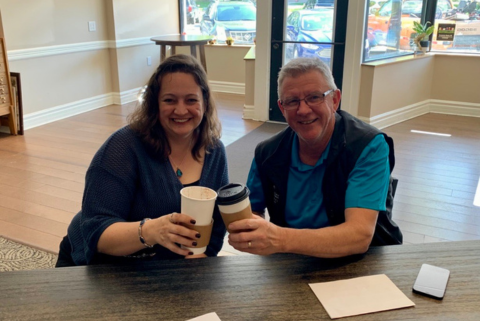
[182,219,214,248]
[220,205,252,233]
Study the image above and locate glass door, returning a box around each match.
[269,0,349,122]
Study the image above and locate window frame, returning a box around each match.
[363,0,480,63]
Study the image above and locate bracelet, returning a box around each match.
[138,218,154,248]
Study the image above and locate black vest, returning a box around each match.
[254,110,402,246]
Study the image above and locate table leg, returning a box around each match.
[190,45,197,60]
[199,45,207,72]
[161,45,167,62]
[171,46,176,55]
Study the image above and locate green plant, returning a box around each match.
[225,36,234,46]
[412,21,435,41]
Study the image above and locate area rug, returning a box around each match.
[0,237,57,272]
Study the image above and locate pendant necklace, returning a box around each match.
[169,146,190,178]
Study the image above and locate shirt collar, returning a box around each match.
[291,134,331,171]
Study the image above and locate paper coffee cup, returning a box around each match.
[217,183,252,233]
[180,186,217,254]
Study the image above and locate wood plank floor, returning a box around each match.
[0,98,479,254]
[383,113,480,244]
[0,93,262,254]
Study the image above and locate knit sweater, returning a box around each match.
[68,126,228,265]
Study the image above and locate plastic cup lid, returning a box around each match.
[216,183,250,206]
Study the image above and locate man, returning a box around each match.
[228,57,402,258]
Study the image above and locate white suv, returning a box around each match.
[200,1,256,44]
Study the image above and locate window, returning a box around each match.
[284,8,335,65]
[179,0,257,45]
[363,0,480,62]
[364,0,424,61]
[431,0,480,53]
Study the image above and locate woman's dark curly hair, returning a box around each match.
[128,54,221,161]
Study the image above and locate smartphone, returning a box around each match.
[412,263,450,300]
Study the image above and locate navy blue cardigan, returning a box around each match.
[67,126,228,265]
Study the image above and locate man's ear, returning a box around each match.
[277,100,286,118]
[332,89,342,112]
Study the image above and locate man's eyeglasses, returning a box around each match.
[280,89,334,110]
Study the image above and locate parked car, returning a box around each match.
[200,1,256,44]
[367,0,454,49]
[186,0,201,25]
[303,0,335,9]
[285,9,334,63]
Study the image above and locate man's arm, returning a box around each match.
[229,135,390,258]
[228,208,378,258]
[281,208,378,257]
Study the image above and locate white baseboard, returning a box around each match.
[358,99,480,129]
[22,87,144,130]
[209,80,245,95]
[23,94,115,130]
[358,101,430,129]
[429,99,480,117]
[119,87,143,105]
[243,104,255,120]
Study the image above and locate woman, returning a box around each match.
[56,54,228,266]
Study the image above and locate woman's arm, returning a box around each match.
[97,214,202,256]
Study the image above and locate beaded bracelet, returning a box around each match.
[138,218,154,248]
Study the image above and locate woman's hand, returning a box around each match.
[143,212,201,256]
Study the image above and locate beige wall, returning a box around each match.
[115,44,160,91]
[10,50,113,114]
[1,0,109,49]
[1,0,248,119]
[205,46,250,83]
[358,55,479,119]
[431,55,480,104]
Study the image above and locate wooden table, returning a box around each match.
[150,35,212,72]
[1,241,479,320]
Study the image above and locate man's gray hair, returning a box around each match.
[277,58,337,99]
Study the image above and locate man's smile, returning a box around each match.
[298,119,317,125]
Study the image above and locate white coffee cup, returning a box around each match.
[180,186,217,254]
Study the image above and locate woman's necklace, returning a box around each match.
[169,147,190,178]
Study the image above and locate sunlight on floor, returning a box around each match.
[410,130,451,137]
[474,177,480,207]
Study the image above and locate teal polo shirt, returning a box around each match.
[247,134,390,229]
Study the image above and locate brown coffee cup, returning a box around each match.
[217,183,252,233]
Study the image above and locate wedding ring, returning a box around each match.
[169,213,175,224]
[248,241,252,248]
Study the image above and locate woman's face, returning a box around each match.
[158,72,204,142]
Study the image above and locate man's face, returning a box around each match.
[277,70,341,147]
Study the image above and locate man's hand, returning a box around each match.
[227,214,286,255]
[228,208,378,258]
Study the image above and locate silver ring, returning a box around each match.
[248,241,252,248]
[169,213,175,224]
